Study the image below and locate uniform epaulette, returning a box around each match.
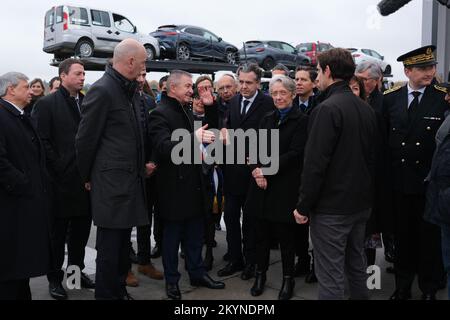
[383,86,402,95]
[434,85,448,94]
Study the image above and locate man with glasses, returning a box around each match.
[215,74,237,128]
[356,61,384,112]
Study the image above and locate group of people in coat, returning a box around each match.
[1,38,449,300]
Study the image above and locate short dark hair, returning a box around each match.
[58,58,84,76]
[295,66,318,82]
[237,63,263,82]
[49,76,61,89]
[317,48,355,82]
[159,75,169,90]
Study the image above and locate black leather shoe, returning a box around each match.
[49,282,68,300]
[217,262,244,277]
[80,272,95,289]
[389,290,411,300]
[223,252,230,262]
[278,276,295,300]
[150,245,162,259]
[241,264,256,280]
[166,283,181,300]
[190,274,225,289]
[215,223,222,231]
[421,293,437,300]
[250,272,266,296]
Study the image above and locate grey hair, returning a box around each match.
[220,73,236,81]
[218,74,238,87]
[355,60,383,79]
[272,63,290,76]
[269,75,296,95]
[166,70,192,93]
[0,72,29,97]
[237,63,263,82]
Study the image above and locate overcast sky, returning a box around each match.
[0,0,425,84]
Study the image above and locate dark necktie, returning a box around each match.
[241,99,250,118]
[74,97,81,114]
[299,103,307,113]
[408,91,421,121]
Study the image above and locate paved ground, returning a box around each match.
[30,221,447,301]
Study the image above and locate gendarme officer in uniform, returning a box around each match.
[383,45,448,300]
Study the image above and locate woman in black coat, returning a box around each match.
[246,75,308,300]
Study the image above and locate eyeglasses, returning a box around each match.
[271,90,291,97]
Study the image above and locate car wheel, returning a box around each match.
[262,57,275,71]
[144,45,155,61]
[177,44,190,61]
[226,51,237,65]
[75,39,94,58]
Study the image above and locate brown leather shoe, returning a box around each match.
[126,271,139,287]
[138,263,164,280]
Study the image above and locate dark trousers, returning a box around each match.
[393,194,444,294]
[136,180,156,265]
[294,223,310,262]
[47,215,92,284]
[205,212,221,248]
[224,193,257,265]
[95,227,131,300]
[0,279,31,300]
[162,217,206,284]
[256,219,296,276]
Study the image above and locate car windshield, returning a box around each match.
[113,14,134,33]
